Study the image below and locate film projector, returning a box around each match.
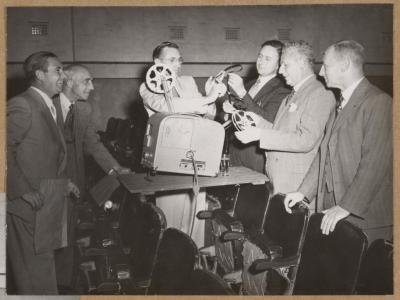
[141,63,225,177]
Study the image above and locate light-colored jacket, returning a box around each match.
[258,75,335,194]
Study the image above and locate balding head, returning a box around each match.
[63,64,94,102]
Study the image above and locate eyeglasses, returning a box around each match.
[160,57,184,64]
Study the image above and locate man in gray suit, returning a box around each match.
[53,64,129,289]
[235,41,335,194]
[7,51,76,294]
[284,40,392,243]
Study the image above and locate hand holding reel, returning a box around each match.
[145,63,177,112]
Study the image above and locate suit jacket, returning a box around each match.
[53,96,119,193]
[299,78,392,230]
[7,87,67,223]
[230,77,290,173]
[233,76,290,123]
[139,75,216,119]
[258,75,335,194]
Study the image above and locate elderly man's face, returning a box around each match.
[71,68,94,101]
[256,45,280,77]
[156,47,183,76]
[320,48,342,89]
[40,57,65,97]
[278,51,303,87]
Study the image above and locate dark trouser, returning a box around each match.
[7,213,58,294]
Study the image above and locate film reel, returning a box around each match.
[232,110,257,131]
[145,63,176,94]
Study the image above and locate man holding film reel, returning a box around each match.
[139,41,226,247]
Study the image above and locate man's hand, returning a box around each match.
[66,180,80,199]
[284,192,305,213]
[228,73,246,98]
[234,127,261,144]
[321,206,350,235]
[114,166,131,175]
[223,101,237,114]
[110,166,132,176]
[21,190,44,210]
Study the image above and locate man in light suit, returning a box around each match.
[235,41,335,194]
[53,64,129,289]
[284,40,392,243]
[7,51,73,294]
[140,41,222,119]
[139,41,225,248]
[224,40,291,173]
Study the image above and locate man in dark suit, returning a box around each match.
[224,40,290,173]
[52,64,129,289]
[7,51,73,294]
[284,40,392,243]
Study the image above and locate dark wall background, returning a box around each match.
[7,5,393,129]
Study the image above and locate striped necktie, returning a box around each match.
[285,90,295,105]
[336,94,345,116]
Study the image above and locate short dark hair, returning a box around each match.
[152,41,179,60]
[23,51,58,84]
[261,40,285,57]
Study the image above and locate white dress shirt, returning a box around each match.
[30,86,57,122]
[341,77,365,109]
[248,74,276,99]
[59,92,74,122]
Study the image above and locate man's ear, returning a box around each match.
[154,58,161,65]
[65,78,74,89]
[35,69,45,81]
[340,57,351,72]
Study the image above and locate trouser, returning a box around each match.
[7,213,58,294]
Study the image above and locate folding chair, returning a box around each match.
[148,228,200,295]
[197,182,273,278]
[357,238,393,294]
[294,213,368,295]
[241,193,310,295]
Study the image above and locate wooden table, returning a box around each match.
[118,166,268,196]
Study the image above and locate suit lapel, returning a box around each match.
[252,77,277,106]
[273,75,316,126]
[29,88,67,175]
[331,78,369,133]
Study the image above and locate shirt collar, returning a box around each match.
[257,74,276,85]
[60,92,73,110]
[341,76,364,102]
[293,74,314,92]
[30,86,55,109]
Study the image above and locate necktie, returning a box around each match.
[50,105,57,121]
[285,90,295,105]
[336,94,345,115]
[64,104,75,142]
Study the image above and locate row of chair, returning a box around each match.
[197,183,376,295]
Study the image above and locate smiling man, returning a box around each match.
[235,41,335,194]
[52,64,129,290]
[224,40,290,173]
[7,51,68,294]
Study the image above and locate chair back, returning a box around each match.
[357,238,393,294]
[234,182,273,234]
[186,269,235,295]
[263,193,310,257]
[294,213,368,294]
[148,228,199,294]
[120,199,167,286]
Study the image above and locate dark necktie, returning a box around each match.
[336,94,345,116]
[64,104,75,143]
